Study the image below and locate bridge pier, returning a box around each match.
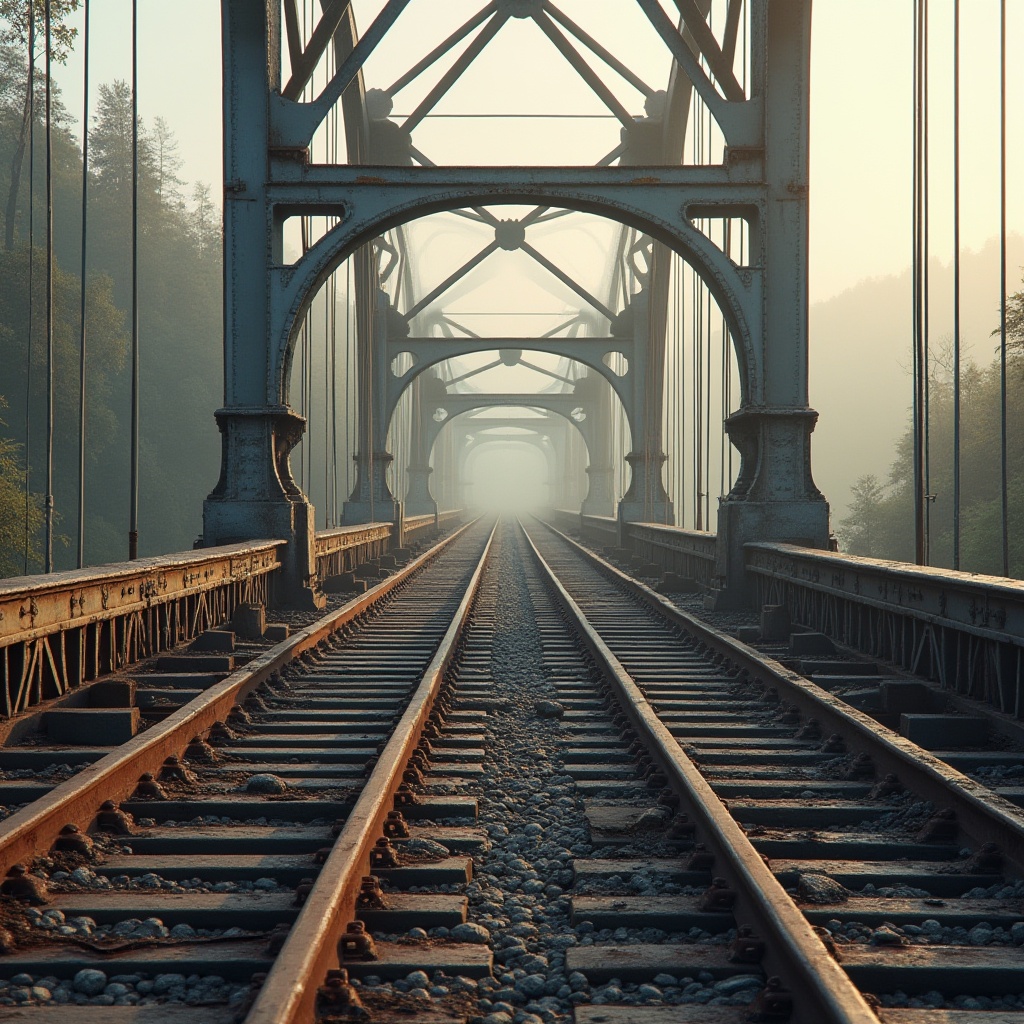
[581,465,615,518]
[713,409,830,607]
[203,408,323,609]
[404,462,437,517]
[617,452,673,525]
[343,451,401,525]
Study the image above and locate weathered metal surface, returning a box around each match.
[746,542,1024,717]
[628,521,717,585]
[314,522,392,580]
[245,520,497,1024]
[747,543,1024,642]
[0,520,476,879]
[522,522,879,1024]
[0,519,445,718]
[209,0,831,603]
[545,521,1024,874]
[0,541,282,648]
[0,541,281,717]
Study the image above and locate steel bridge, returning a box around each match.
[1,3,1021,783]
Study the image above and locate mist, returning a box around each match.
[463,445,552,516]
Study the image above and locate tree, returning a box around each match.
[838,339,1024,577]
[152,116,182,203]
[0,397,41,577]
[189,181,218,256]
[89,79,156,196]
[999,271,1024,357]
[1,0,80,250]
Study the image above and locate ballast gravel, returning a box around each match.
[363,524,762,1024]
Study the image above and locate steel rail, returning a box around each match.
[520,519,880,1024]
[541,519,1024,874]
[245,518,498,1024]
[0,518,480,881]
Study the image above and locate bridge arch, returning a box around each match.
[272,198,761,417]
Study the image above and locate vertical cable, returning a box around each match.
[951,0,961,570]
[923,0,931,563]
[43,0,54,573]
[77,0,90,569]
[128,0,140,560]
[719,220,729,506]
[912,0,926,564]
[998,0,1009,575]
[23,4,35,573]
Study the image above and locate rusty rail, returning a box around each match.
[547,511,716,586]
[0,516,472,721]
[522,519,880,1024]
[0,520,479,882]
[541,519,1024,875]
[246,517,496,1023]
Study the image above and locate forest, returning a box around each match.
[838,318,1024,578]
[0,15,222,576]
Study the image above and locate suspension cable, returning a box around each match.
[951,0,961,570]
[998,0,1009,575]
[128,0,140,560]
[77,0,90,569]
[43,0,54,573]
[922,0,931,564]
[912,0,926,565]
[23,3,35,573]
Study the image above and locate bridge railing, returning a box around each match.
[746,543,1024,719]
[314,524,392,580]
[549,510,716,586]
[548,510,1024,718]
[403,509,464,545]
[549,509,618,543]
[627,522,717,588]
[0,542,283,718]
[0,511,466,720]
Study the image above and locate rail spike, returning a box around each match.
[338,921,378,962]
[0,864,49,905]
[317,969,366,1015]
[51,823,94,858]
[748,976,793,1021]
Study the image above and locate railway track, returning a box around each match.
[523,517,1024,1024]
[0,517,498,1022]
[597,538,1024,820]
[0,516,1022,1022]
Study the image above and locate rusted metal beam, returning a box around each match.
[245,519,497,1023]
[0,520,478,882]
[0,542,283,649]
[522,521,879,1024]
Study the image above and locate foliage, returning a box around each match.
[0,43,223,575]
[839,289,1024,578]
[0,0,80,63]
[0,397,41,577]
[1001,273,1024,356]
[1,1,80,249]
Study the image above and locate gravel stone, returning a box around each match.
[534,700,565,719]
[245,773,288,794]
[451,922,490,944]
[73,970,107,996]
[797,872,850,904]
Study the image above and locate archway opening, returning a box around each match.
[463,441,550,514]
